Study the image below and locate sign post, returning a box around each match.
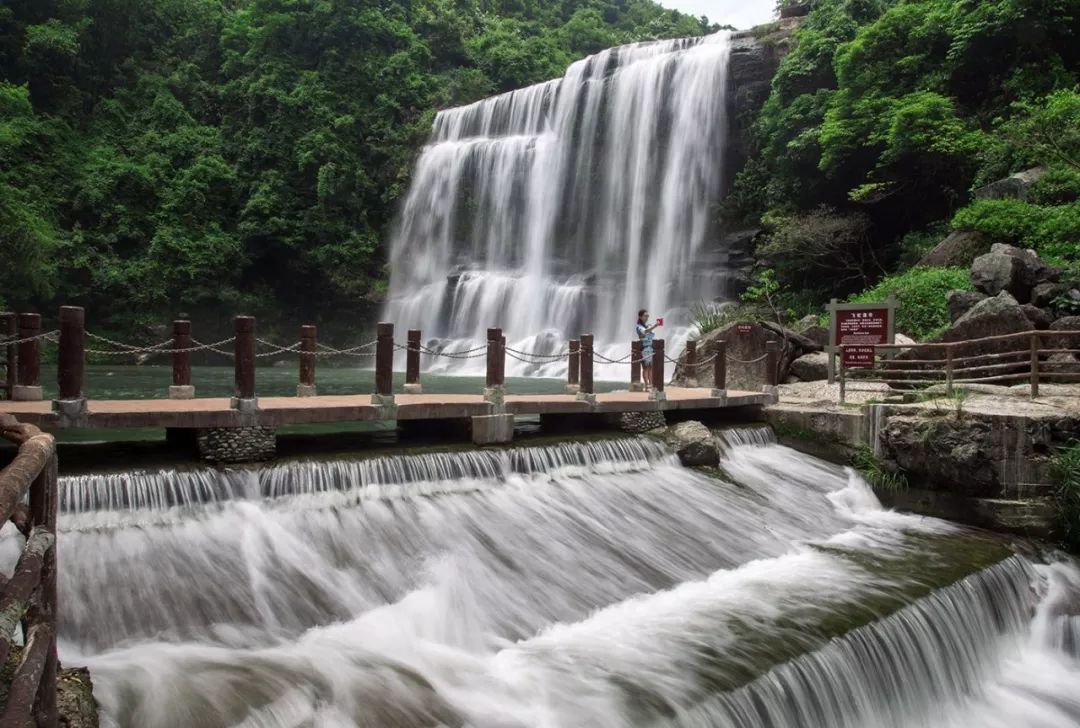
[826,296,897,383]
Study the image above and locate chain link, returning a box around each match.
[0,330,60,347]
[86,332,174,353]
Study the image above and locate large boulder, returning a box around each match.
[668,421,720,467]
[793,314,820,332]
[673,321,804,390]
[799,325,830,348]
[969,244,1060,302]
[1031,282,1065,308]
[1044,316,1080,350]
[790,351,829,381]
[972,166,1046,201]
[947,290,987,323]
[1020,304,1054,330]
[1051,316,1080,331]
[900,291,1033,362]
[917,230,991,268]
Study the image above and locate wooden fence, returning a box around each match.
[0,314,14,401]
[0,414,58,728]
[839,329,1080,402]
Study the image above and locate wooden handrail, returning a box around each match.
[0,414,58,728]
[838,330,1080,401]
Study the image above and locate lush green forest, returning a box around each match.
[730,0,1079,338]
[0,0,713,336]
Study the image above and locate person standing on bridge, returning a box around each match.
[636,309,661,391]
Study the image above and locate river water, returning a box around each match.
[12,430,1077,727]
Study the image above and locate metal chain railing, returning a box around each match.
[0,330,60,347]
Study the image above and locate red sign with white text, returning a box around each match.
[836,308,889,368]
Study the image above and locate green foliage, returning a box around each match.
[0,0,712,334]
[734,0,1079,306]
[690,301,749,336]
[1051,441,1080,553]
[952,193,1080,268]
[849,266,971,340]
[760,206,879,294]
[853,444,908,492]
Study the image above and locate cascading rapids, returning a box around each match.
[13,435,1080,727]
[384,34,735,377]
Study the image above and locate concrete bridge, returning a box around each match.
[0,307,776,455]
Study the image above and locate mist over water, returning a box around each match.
[13,433,1076,728]
[385,34,736,376]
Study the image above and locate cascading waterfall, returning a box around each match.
[384,34,735,376]
[21,434,1079,727]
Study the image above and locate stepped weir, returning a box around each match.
[23,430,1080,727]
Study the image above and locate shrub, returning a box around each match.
[848,266,971,340]
[690,300,747,336]
[1051,441,1080,553]
[853,445,907,493]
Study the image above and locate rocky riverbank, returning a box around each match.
[766,382,1080,541]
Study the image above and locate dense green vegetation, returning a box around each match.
[0,0,713,337]
[1051,440,1080,552]
[732,0,1079,330]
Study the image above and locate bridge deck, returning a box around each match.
[0,388,769,429]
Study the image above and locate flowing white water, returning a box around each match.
[12,437,1079,727]
[384,34,735,376]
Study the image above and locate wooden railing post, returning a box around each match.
[945,345,954,397]
[1030,331,1040,398]
[686,340,697,385]
[839,348,847,404]
[499,334,506,388]
[170,320,194,399]
[54,306,86,423]
[14,313,42,401]
[27,447,57,728]
[233,316,256,409]
[404,329,422,394]
[653,339,665,397]
[566,339,580,394]
[712,339,726,397]
[485,328,504,391]
[579,334,594,398]
[630,340,643,392]
[298,325,317,397]
[374,323,394,400]
[1,313,14,400]
[765,340,779,387]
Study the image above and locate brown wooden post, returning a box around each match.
[27,449,57,728]
[1,313,14,400]
[15,313,42,401]
[945,345,954,397]
[712,340,726,393]
[233,316,256,403]
[499,335,506,388]
[169,320,194,399]
[765,340,779,388]
[579,334,594,396]
[653,339,665,394]
[485,328,503,390]
[566,339,580,394]
[686,340,698,385]
[1030,331,1040,398]
[298,325,317,397]
[839,349,847,404]
[630,340,642,391]
[404,329,421,394]
[57,305,85,402]
[374,322,394,398]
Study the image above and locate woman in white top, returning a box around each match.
[636,309,660,391]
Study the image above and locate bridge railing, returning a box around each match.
[1,307,784,404]
[837,329,1080,402]
[0,414,58,728]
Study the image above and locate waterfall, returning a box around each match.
[384,34,735,376]
[20,437,1080,727]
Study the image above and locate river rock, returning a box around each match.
[947,290,987,323]
[668,421,719,467]
[972,166,1046,201]
[790,351,829,381]
[969,244,1060,302]
[917,230,991,268]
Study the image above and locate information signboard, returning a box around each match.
[826,297,897,381]
[736,323,753,334]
